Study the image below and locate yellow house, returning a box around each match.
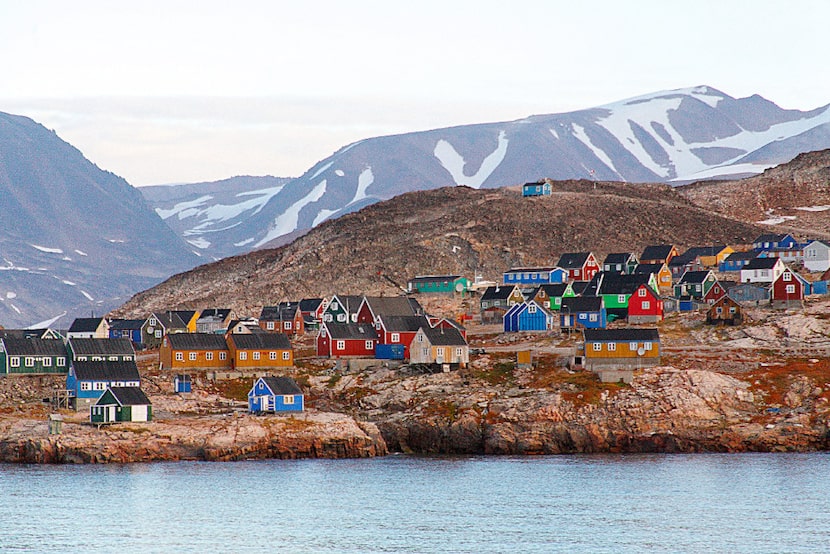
[582,328,660,370]
[409,326,469,369]
[170,310,200,333]
[686,245,735,268]
[634,263,673,293]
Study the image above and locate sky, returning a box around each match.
[2,0,829,186]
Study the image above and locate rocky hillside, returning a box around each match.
[679,149,830,236]
[115,179,764,317]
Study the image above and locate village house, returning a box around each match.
[753,233,798,252]
[299,298,326,331]
[668,251,704,280]
[159,333,231,370]
[803,240,830,273]
[728,282,770,306]
[66,359,142,411]
[627,284,664,324]
[556,252,600,281]
[259,303,304,335]
[584,272,657,321]
[602,252,639,274]
[196,308,234,334]
[107,319,144,346]
[480,285,524,323]
[227,333,293,369]
[409,325,469,369]
[682,245,734,268]
[633,263,673,293]
[581,328,661,370]
[522,180,552,196]
[771,267,806,309]
[0,337,69,375]
[503,301,555,332]
[142,312,189,349]
[718,250,758,272]
[673,270,718,301]
[321,295,364,324]
[66,317,110,339]
[407,275,470,294]
[357,296,424,327]
[170,310,200,333]
[227,318,263,335]
[703,280,730,304]
[542,283,575,311]
[706,296,744,326]
[68,338,135,363]
[639,244,679,265]
[560,296,607,330]
[375,314,430,360]
[248,376,304,414]
[740,257,786,284]
[502,267,568,285]
[316,322,377,358]
[90,387,152,424]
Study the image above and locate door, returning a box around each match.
[106,406,116,422]
[132,405,148,422]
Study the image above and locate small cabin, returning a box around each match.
[174,374,192,393]
[90,387,152,424]
[248,376,304,414]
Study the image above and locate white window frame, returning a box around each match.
[253,352,261,361]
[206,351,214,361]
[219,352,227,360]
[239,352,248,361]
[618,294,626,304]
[589,313,597,322]
[267,321,275,330]
[80,382,91,391]
[592,343,601,352]
[283,395,295,405]
[57,357,66,367]
[269,351,277,360]
[638,288,647,297]
[189,352,197,361]
[391,333,400,343]
[284,321,292,330]
[282,351,290,360]
[25,357,34,367]
[336,340,346,351]
[786,284,796,294]
[43,357,52,367]
[176,352,184,361]
[10,357,20,367]
[629,342,638,351]
[365,340,374,350]
[608,342,616,351]
[642,300,650,310]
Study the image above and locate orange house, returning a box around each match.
[159,333,231,370]
[227,333,294,369]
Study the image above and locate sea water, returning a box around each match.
[1,453,829,553]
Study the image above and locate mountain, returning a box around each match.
[115,179,766,318]
[140,176,292,260]
[0,111,202,328]
[142,86,830,260]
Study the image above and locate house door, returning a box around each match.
[266,396,275,412]
[132,405,148,422]
[106,406,116,422]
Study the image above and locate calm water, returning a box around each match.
[2,453,829,553]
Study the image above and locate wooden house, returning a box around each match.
[759,247,805,264]
[582,328,660,370]
[90,387,152,423]
[407,275,470,294]
[409,325,469,369]
[174,374,192,393]
[142,312,189,349]
[227,333,293,369]
[0,337,69,375]
[317,322,377,358]
[706,296,744,326]
[771,267,806,309]
[522,181,552,196]
[159,333,231,370]
[543,283,574,311]
[803,240,830,273]
[703,280,730,304]
[753,233,798,252]
[170,310,200,333]
[719,251,757,272]
[67,317,110,339]
[376,315,430,359]
[740,257,786,284]
[684,245,733,268]
[503,301,555,332]
[503,267,567,285]
[584,272,656,320]
[639,244,679,265]
[68,338,136,363]
[480,285,524,323]
[668,251,704,280]
[227,318,264,335]
[627,284,664,324]
[602,252,639,274]
[728,282,770,306]
[66,360,141,411]
[633,263,673,293]
[357,296,424,327]
[321,295,364,324]
[299,298,326,330]
[560,296,607,330]
[673,270,718,300]
[556,252,600,281]
[248,376,304,414]
[569,281,592,296]
[196,309,234,334]
[0,328,63,341]
[107,319,144,346]
[259,303,304,335]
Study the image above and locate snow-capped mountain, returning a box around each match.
[145,86,830,259]
[0,111,202,328]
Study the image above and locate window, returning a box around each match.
[618,294,626,304]
[283,395,295,405]
[43,357,52,367]
[642,301,650,310]
[417,334,424,343]
[716,307,723,315]
[57,357,66,367]
[589,314,597,322]
[94,382,106,391]
[253,352,261,360]
[528,305,537,314]
[365,340,374,350]
[351,314,358,323]
[554,298,561,306]
[592,343,601,352]
[239,352,247,360]
[330,302,339,311]
[269,351,277,360]
[638,288,647,297]
[108,356,118,361]
[436,347,445,358]
[284,321,292,330]
[155,330,162,338]
[456,348,463,357]
[337,313,346,322]
[422,347,429,357]
[282,351,290,360]
[189,352,197,361]
[219,352,227,360]
[81,382,91,391]
[391,333,400,343]
[336,340,346,351]
[783,272,792,281]
[629,342,638,351]
[644,342,653,351]
[786,284,796,294]
[324,314,333,322]
[176,352,184,361]
[531,273,537,279]
[608,343,616,351]
[206,352,214,361]
[523,273,530,279]
[25,357,34,367]
[10,357,19,367]
[267,321,275,330]
[574,269,581,277]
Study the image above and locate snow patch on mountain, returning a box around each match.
[313,208,340,227]
[256,179,328,246]
[187,237,211,249]
[352,167,374,204]
[571,124,622,179]
[31,244,63,254]
[434,130,509,189]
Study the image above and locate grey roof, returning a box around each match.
[73,360,141,381]
[99,386,151,406]
[166,333,229,350]
[108,319,144,331]
[323,322,377,340]
[557,252,592,269]
[69,338,135,357]
[743,257,781,270]
[723,251,758,262]
[603,252,637,265]
[420,325,467,347]
[362,296,423,317]
[538,283,570,297]
[2,337,68,357]
[229,333,292,350]
[753,233,793,243]
[197,308,232,321]
[170,310,197,324]
[569,281,592,295]
[298,298,323,312]
[381,315,430,333]
[589,273,652,296]
[669,250,700,267]
[583,328,660,342]
[684,245,726,257]
[678,270,713,284]
[329,295,365,314]
[481,285,515,301]
[0,328,61,340]
[68,317,104,333]
[633,263,666,274]
[640,244,676,261]
[260,303,300,321]
[148,312,188,330]
[260,376,303,395]
[561,296,604,312]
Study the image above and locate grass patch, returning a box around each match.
[473,362,515,386]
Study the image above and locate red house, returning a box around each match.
[703,280,729,305]
[317,322,378,358]
[771,267,805,309]
[627,284,664,324]
[356,296,423,326]
[557,252,600,281]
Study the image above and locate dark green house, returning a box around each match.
[0,337,69,375]
[90,387,152,424]
[407,275,470,295]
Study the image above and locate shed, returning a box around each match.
[90,387,152,423]
[248,376,304,414]
[174,374,192,393]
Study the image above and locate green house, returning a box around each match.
[321,295,364,324]
[585,272,659,319]
[90,387,152,424]
[545,283,575,311]
[407,275,470,294]
[0,337,69,375]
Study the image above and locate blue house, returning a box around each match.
[108,319,144,347]
[560,296,607,330]
[503,267,567,285]
[66,359,141,411]
[248,376,304,414]
[503,301,555,332]
[753,233,798,252]
[719,251,758,272]
[522,181,552,197]
[174,374,192,393]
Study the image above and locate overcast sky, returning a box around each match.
[2,0,828,186]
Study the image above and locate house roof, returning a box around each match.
[229,333,292,350]
[298,298,324,312]
[603,252,637,265]
[0,328,60,340]
[504,266,561,273]
[362,296,423,318]
[481,285,516,301]
[753,233,793,244]
[259,376,303,396]
[678,270,714,284]
[561,296,604,312]
[583,328,660,342]
[73,360,141,381]
[108,319,144,331]
[633,263,667,275]
[2,337,68,357]
[684,245,727,258]
[98,386,152,406]
[420,325,467,347]
[593,273,653,295]
[381,315,431,333]
[166,333,229,350]
[640,244,676,261]
[539,283,570,296]
[323,322,377,340]
[197,308,232,322]
[409,274,462,283]
[170,310,198,324]
[668,250,700,267]
[260,303,300,321]
[569,281,592,295]
[329,295,365,314]
[148,312,188,330]
[723,251,758,262]
[743,257,781,270]
[69,338,135,357]
[557,252,592,269]
[68,317,105,333]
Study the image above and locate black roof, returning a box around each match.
[69,338,135,357]
[197,308,232,321]
[381,315,431,333]
[723,251,758,262]
[298,298,323,312]
[170,310,197,324]
[68,317,105,333]
[260,376,303,395]
[409,274,462,283]
[678,270,713,284]
[538,283,570,296]
[328,295,365,314]
[743,257,781,270]
[481,285,516,301]
[0,328,61,340]
[260,303,300,321]
[583,328,660,342]
[420,325,467,346]
[1,337,68,357]
[633,263,666,274]
[753,233,792,243]
[99,386,151,406]
[669,250,700,267]
[557,252,592,269]
[73,360,141,381]
[323,322,377,340]
[108,319,144,331]
[640,244,675,261]
[229,333,292,350]
[569,281,592,295]
[603,252,637,265]
[362,296,423,317]
[684,245,726,257]
[148,312,188,330]
[166,333,229,350]
[590,273,652,296]
[561,296,604,312]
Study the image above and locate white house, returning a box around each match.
[803,240,830,273]
[740,257,786,284]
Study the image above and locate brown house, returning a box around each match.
[706,296,744,326]
[227,333,294,369]
[159,333,231,370]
